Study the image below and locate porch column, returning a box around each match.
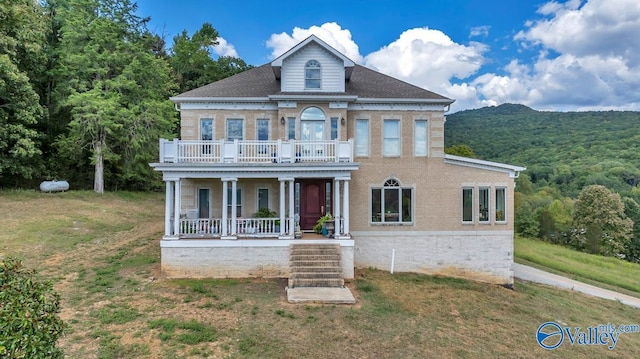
[333,179,341,235]
[231,179,238,235]
[173,179,181,236]
[288,179,295,235]
[342,179,350,235]
[279,179,286,236]
[164,180,173,236]
[221,179,228,236]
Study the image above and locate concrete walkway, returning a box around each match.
[286,287,356,304]
[513,263,640,309]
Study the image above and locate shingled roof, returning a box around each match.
[172,63,452,103]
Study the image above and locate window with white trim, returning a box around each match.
[257,188,269,211]
[414,120,428,156]
[371,179,413,224]
[383,119,400,156]
[287,117,296,140]
[355,119,369,156]
[257,119,269,141]
[479,187,490,223]
[495,187,506,222]
[227,188,242,217]
[462,187,474,223]
[200,118,213,141]
[226,118,243,141]
[305,60,321,89]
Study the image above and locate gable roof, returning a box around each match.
[172,63,453,104]
[270,35,355,80]
[171,35,453,105]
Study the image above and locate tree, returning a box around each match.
[571,185,633,257]
[170,23,252,93]
[54,0,176,192]
[623,197,640,263]
[0,0,49,185]
[444,144,476,158]
[0,257,65,358]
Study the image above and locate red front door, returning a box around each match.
[299,179,330,231]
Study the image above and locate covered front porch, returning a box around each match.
[153,164,359,241]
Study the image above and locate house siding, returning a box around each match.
[281,43,345,92]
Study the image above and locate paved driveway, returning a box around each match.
[513,263,640,309]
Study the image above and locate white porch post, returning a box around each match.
[221,179,228,236]
[333,179,341,235]
[231,179,237,236]
[279,179,286,236]
[342,179,350,235]
[164,180,173,236]
[288,179,295,235]
[173,179,181,236]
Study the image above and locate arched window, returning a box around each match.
[305,60,321,89]
[371,178,413,224]
[300,106,325,141]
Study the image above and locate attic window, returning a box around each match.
[305,60,321,89]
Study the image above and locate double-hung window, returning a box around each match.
[305,60,321,89]
[383,119,400,156]
[371,179,413,224]
[355,119,369,156]
[227,188,242,217]
[257,188,269,211]
[200,118,214,155]
[227,119,243,141]
[414,120,428,156]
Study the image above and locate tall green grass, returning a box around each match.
[515,236,640,295]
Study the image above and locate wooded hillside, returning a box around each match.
[445,103,640,198]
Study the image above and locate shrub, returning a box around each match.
[0,257,66,358]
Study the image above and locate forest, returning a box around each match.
[445,103,640,263]
[0,0,251,192]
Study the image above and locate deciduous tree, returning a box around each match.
[571,185,633,257]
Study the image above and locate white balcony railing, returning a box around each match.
[179,217,289,238]
[159,139,353,164]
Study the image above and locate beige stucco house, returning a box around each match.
[151,35,525,285]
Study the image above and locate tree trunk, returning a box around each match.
[93,138,104,194]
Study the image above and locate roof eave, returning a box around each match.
[444,154,526,178]
[356,97,455,105]
[268,94,358,101]
[170,97,271,103]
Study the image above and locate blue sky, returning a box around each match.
[136,0,640,113]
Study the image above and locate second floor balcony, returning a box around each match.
[159,139,354,164]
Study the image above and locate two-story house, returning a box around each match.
[151,35,525,286]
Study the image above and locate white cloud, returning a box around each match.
[212,37,238,58]
[363,27,488,111]
[503,0,640,110]
[266,22,363,63]
[469,26,490,38]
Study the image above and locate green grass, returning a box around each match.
[515,235,640,296]
[3,190,640,358]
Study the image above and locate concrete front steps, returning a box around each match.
[288,243,344,288]
[286,243,355,304]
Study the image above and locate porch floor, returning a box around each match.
[286,287,355,304]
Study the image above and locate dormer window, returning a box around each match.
[305,60,321,89]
